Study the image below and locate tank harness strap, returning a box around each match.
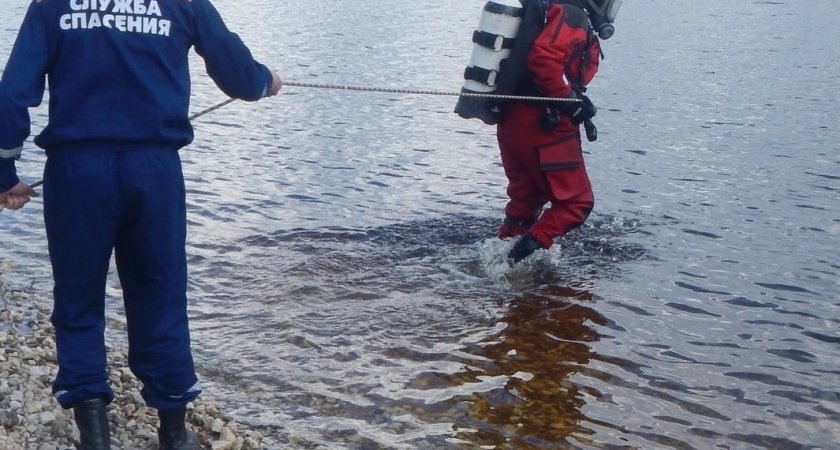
[472,30,516,51]
[464,66,499,87]
[572,23,597,95]
[483,2,526,17]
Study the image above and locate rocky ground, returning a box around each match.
[1,289,265,450]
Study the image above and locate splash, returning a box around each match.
[475,237,555,280]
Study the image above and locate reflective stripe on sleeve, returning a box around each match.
[0,146,23,158]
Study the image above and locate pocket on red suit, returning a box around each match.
[535,135,592,202]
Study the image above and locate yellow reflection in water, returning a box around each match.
[453,286,605,448]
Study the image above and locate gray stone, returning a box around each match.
[0,410,21,428]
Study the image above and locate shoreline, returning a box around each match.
[1,289,264,450]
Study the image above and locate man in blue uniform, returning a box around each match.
[0,0,281,448]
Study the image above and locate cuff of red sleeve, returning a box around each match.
[0,158,20,193]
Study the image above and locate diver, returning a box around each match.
[455,0,622,265]
[500,0,620,264]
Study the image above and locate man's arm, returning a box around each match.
[527,4,592,98]
[0,2,50,193]
[190,0,277,101]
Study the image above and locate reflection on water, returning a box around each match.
[1,0,839,449]
[177,214,648,450]
[448,290,603,449]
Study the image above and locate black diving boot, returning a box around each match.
[72,397,111,450]
[158,406,200,450]
[507,232,547,265]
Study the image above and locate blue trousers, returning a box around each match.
[43,149,201,410]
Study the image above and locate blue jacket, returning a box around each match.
[0,0,274,191]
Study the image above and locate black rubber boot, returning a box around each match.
[158,406,200,450]
[72,398,111,450]
[507,232,547,265]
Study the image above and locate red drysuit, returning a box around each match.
[497,3,601,250]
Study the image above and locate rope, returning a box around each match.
[186,81,580,121]
[4,81,576,207]
[283,81,581,103]
[189,97,237,121]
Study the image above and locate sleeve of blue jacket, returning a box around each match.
[191,0,273,101]
[0,2,49,192]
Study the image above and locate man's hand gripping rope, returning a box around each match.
[0,180,42,213]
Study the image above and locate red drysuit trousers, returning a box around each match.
[497,102,594,248]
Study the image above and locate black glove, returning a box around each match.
[507,233,547,265]
[556,93,597,125]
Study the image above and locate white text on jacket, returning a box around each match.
[60,0,171,36]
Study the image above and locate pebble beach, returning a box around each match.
[1,289,266,450]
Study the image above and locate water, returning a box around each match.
[2,0,839,448]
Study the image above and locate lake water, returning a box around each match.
[1,0,838,449]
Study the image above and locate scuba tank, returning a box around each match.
[454,0,524,125]
[455,0,558,126]
[455,0,616,128]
